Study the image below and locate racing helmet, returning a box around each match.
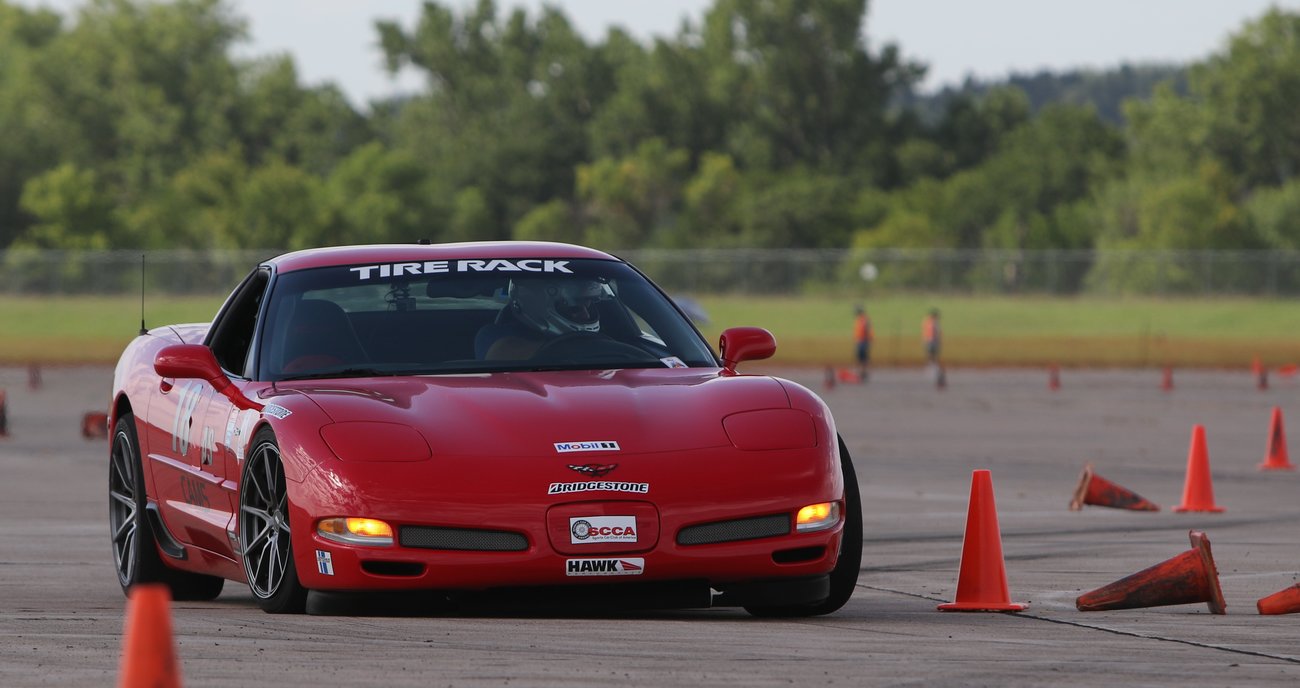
[508,277,612,335]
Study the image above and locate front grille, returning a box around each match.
[676,514,790,546]
[400,526,529,552]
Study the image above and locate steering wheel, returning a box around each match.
[532,332,648,362]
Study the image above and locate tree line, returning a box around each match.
[3,0,1300,293]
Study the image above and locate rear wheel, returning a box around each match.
[745,436,862,617]
[108,412,224,600]
[240,428,308,614]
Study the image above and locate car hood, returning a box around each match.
[277,368,790,456]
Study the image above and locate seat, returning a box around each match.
[280,299,368,374]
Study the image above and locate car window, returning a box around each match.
[257,258,717,381]
[207,268,269,378]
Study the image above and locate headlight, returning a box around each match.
[317,517,394,546]
[722,409,816,450]
[795,502,840,533]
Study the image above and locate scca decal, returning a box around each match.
[350,259,573,280]
[570,516,638,544]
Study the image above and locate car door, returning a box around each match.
[148,370,220,552]
[203,267,273,558]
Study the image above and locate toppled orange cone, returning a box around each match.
[82,411,109,440]
[938,469,1027,612]
[1076,530,1225,614]
[1069,463,1159,511]
[1258,583,1300,615]
[1259,406,1294,471]
[119,584,182,688]
[1174,425,1224,513]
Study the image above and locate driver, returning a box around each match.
[475,277,612,360]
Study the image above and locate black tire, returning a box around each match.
[108,412,225,600]
[745,436,862,617]
[239,427,308,614]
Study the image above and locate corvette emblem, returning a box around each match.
[567,463,618,478]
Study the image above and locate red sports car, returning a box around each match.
[108,242,861,615]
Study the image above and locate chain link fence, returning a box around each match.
[4,247,1300,296]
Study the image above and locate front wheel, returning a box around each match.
[746,436,862,617]
[240,427,308,614]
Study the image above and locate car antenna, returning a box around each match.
[138,253,148,336]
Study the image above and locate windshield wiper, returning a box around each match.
[278,367,393,381]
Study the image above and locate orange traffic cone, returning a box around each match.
[1173,425,1224,513]
[1258,583,1300,615]
[938,470,1027,612]
[1069,463,1159,511]
[836,368,859,384]
[1048,365,1061,391]
[1076,530,1225,614]
[82,411,109,440]
[118,584,182,688]
[1259,406,1294,471]
[1161,367,1174,392]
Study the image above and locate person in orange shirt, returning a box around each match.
[922,308,941,365]
[854,305,873,382]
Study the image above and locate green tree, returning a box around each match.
[698,0,922,173]
[1194,8,1300,186]
[16,163,117,249]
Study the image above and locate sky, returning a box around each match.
[17,0,1300,109]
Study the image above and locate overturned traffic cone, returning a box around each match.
[1259,406,1294,471]
[1048,364,1061,391]
[1070,463,1159,511]
[938,469,1027,612]
[836,368,860,384]
[82,411,109,440]
[1257,583,1300,615]
[1174,424,1224,513]
[1161,366,1174,392]
[118,584,182,688]
[1076,530,1225,614]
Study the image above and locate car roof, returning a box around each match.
[267,242,620,274]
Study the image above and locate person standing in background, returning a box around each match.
[854,305,873,382]
[922,308,941,366]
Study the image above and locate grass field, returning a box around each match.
[1,294,1296,368]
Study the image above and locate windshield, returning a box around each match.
[257,258,717,381]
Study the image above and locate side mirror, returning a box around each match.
[718,327,776,376]
[155,344,262,411]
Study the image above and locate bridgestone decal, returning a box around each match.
[547,481,649,495]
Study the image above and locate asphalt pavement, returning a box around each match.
[1,364,1298,686]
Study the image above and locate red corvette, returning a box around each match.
[108,242,861,615]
